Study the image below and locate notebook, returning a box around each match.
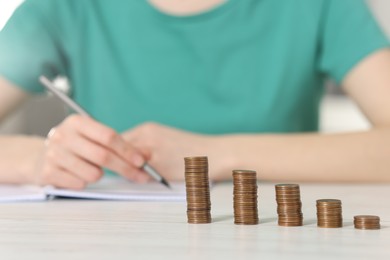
[0,176,186,202]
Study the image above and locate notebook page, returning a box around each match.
[0,185,46,202]
[45,176,186,202]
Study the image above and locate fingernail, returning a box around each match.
[132,154,145,168]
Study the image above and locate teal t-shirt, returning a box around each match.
[0,0,388,134]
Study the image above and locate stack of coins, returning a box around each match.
[275,184,303,226]
[354,215,381,230]
[233,170,259,225]
[316,199,343,228]
[184,156,211,224]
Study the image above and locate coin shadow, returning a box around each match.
[260,217,278,224]
[213,215,234,222]
[343,221,353,227]
[304,219,317,225]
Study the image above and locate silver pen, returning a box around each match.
[39,76,171,189]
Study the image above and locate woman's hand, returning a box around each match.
[35,115,149,190]
[121,122,233,181]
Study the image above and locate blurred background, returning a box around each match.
[0,0,389,135]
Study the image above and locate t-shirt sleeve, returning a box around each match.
[0,0,66,93]
[318,0,390,84]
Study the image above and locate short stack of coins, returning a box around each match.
[233,170,259,225]
[275,184,303,226]
[316,199,343,228]
[354,215,380,230]
[184,156,211,224]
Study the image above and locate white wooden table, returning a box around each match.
[0,183,389,260]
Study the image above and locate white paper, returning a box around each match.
[0,177,186,202]
[45,176,186,202]
[0,184,46,202]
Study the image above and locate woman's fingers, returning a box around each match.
[42,166,86,190]
[50,145,104,183]
[62,133,144,181]
[40,115,152,189]
[66,116,145,167]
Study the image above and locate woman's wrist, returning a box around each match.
[20,136,45,184]
[0,135,45,184]
[206,134,242,181]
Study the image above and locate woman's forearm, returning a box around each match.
[2,128,390,185]
[0,136,44,184]
[216,128,390,183]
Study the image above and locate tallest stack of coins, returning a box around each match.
[184,156,212,224]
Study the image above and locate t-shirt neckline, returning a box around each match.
[143,0,237,22]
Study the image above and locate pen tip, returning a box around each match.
[161,179,172,190]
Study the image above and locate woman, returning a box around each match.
[0,0,389,189]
